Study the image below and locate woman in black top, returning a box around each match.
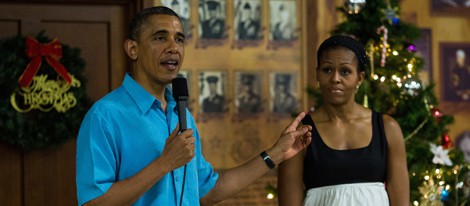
[278,35,409,206]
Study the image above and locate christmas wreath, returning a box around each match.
[0,32,92,150]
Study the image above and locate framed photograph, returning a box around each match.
[454,131,470,163]
[269,72,298,114]
[161,0,193,39]
[198,0,227,40]
[414,28,433,86]
[268,0,297,41]
[233,0,262,41]
[439,42,470,113]
[234,71,262,114]
[431,0,470,15]
[199,71,227,113]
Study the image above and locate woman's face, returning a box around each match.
[316,47,364,105]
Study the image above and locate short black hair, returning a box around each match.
[317,35,367,73]
[128,6,180,40]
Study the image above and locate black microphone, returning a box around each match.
[172,77,189,131]
[172,77,189,206]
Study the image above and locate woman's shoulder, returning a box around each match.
[380,113,401,130]
[379,113,404,145]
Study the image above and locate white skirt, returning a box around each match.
[304,182,389,206]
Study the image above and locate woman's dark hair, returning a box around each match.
[317,35,367,73]
[128,6,181,40]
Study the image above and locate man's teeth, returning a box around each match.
[163,60,177,65]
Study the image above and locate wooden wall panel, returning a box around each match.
[41,21,112,101]
[0,140,23,206]
[0,19,24,206]
[0,2,133,205]
[0,20,20,37]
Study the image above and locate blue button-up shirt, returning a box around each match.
[76,74,218,206]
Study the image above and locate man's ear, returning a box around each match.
[124,39,138,60]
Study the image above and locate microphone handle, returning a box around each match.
[177,101,187,131]
[177,100,188,206]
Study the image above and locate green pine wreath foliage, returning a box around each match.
[0,31,92,150]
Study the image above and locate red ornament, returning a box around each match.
[441,133,453,149]
[430,108,443,122]
[18,37,72,88]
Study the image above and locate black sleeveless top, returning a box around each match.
[303,111,387,189]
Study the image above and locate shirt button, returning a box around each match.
[176,176,179,182]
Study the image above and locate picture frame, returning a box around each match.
[269,71,298,115]
[232,0,263,49]
[430,0,470,15]
[196,0,229,48]
[198,0,227,39]
[198,70,228,114]
[267,0,298,49]
[439,42,470,113]
[234,71,262,115]
[414,28,433,86]
[454,130,470,163]
[161,0,194,39]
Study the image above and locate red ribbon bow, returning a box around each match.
[18,37,72,88]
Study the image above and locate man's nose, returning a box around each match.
[166,40,179,54]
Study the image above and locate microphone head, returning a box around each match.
[172,77,189,101]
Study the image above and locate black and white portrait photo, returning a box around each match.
[269,0,296,41]
[161,0,192,38]
[270,72,297,114]
[199,71,226,113]
[235,72,262,114]
[234,0,262,41]
[441,43,470,102]
[199,0,227,39]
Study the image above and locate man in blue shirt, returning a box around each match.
[76,6,312,206]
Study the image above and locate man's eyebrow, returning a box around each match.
[152,30,185,40]
[153,30,168,36]
[177,32,186,40]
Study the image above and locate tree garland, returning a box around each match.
[0,32,91,150]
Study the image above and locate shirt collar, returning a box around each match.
[122,73,176,113]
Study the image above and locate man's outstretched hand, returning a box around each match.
[271,112,312,163]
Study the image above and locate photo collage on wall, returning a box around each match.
[175,70,300,121]
[161,0,302,120]
[160,0,298,49]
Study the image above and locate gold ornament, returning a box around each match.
[10,74,81,113]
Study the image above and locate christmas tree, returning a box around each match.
[308,0,468,205]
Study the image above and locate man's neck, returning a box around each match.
[131,72,168,109]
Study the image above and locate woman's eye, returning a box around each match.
[322,68,332,73]
[341,69,351,75]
